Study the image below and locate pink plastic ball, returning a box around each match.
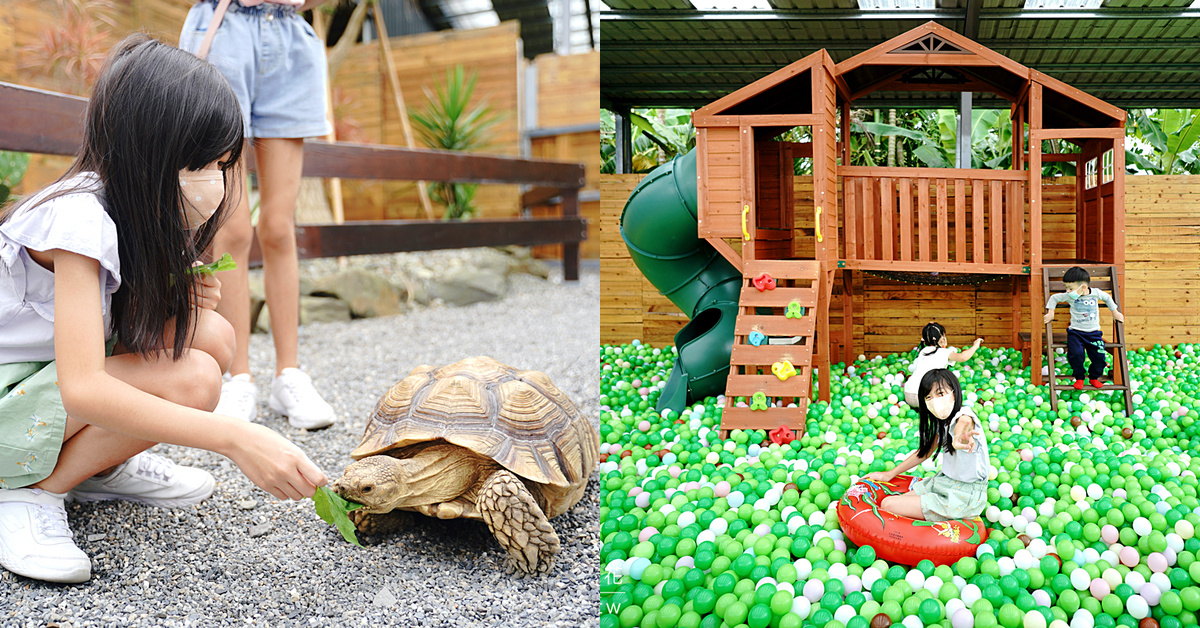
[638,420,651,432]
[675,556,695,569]
[1101,525,1119,545]
[1090,578,1111,600]
[639,527,658,543]
[629,487,644,497]
[1020,449,1034,462]
[1148,552,1168,573]
[951,608,975,628]
[715,481,731,498]
[1140,583,1162,606]
[632,379,642,388]
[668,466,682,478]
[1120,546,1141,567]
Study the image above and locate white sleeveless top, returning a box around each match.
[0,172,121,363]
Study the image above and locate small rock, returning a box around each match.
[86,533,106,542]
[429,267,509,306]
[249,522,272,538]
[373,586,397,607]
[237,499,258,510]
[311,268,403,318]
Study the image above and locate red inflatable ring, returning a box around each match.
[836,475,989,567]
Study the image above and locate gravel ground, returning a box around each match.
[1,258,600,628]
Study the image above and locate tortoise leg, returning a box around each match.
[414,498,479,520]
[350,509,413,536]
[477,469,560,576]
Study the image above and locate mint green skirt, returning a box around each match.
[910,472,988,523]
[0,359,68,489]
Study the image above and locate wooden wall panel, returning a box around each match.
[532,51,597,128]
[601,173,1200,352]
[530,131,600,259]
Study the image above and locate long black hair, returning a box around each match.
[5,34,243,358]
[918,322,947,357]
[916,368,962,460]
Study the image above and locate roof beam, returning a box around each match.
[963,0,983,40]
[605,96,1191,109]
[601,63,1200,76]
[599,8,1200,21]
[599,38,1200,52]
[604,82,1200,93]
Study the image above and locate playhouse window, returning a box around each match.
[1085,159,1098,190]
[1102,150,1114,185]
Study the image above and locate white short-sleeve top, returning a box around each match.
[0,172,121,363]
[904,346,955,396]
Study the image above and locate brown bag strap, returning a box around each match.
[195,0,233,60]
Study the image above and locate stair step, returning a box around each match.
[1018,332,1123,349]
[1048,383,1129,392]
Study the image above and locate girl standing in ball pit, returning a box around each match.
[0,35,325,584]
[866,369,991,522]
[902,322,983,409]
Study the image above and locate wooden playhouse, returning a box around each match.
[696,22,1132,432]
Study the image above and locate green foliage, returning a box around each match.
[600,108,696,174]
[0,151,30,209]
[311,486,364,546]
[188,253,237,276]
[1126,109,1200,175]
[410,65,503,220]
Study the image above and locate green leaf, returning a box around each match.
[858,121,927,142]
[187,252,237,276]
[311,485,364,546]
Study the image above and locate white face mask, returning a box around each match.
[179,169,226,229]
[927,393,956,420]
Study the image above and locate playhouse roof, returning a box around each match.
[693,22,1124,131]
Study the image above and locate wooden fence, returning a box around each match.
[601,173,1200,353]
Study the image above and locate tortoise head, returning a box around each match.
[331,455,413,513]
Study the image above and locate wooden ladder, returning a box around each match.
[720,260,821,433]
[1042,265,1133,413]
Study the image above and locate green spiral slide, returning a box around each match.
[620,149,743,414]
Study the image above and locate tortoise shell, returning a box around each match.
[352,356,597,487]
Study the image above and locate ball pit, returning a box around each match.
[599,341,1200,628]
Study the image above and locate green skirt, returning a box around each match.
[910,472,988,523]
[0,359,68,489]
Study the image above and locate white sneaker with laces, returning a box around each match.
[215,373,258,422]
[0,488,91,583]
[269,368,336,429]
[68,452,215,508]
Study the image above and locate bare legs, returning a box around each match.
[31,309,235,494]
[879,493,926,519]
[212,137,306,379]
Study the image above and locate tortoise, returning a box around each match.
[331,356,598,575]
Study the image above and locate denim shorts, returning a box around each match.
[179,0,333,139]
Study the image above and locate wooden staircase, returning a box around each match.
[1038,265,1133,413]
[720,260,821,432]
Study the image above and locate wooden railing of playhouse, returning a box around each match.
[0,82,588,277]
[839,167,1027,274]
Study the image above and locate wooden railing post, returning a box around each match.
[561,187,580,281]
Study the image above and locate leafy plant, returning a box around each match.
[311,486,364,546]
[600,108,696,174]
[410,65,503,220]
[188,253,237,276]
[0,151,30,209]
[1126,109,1200,175]
[21,0,118,95]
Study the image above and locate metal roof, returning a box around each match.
[418,0,599,57]
[600,1,1200,110]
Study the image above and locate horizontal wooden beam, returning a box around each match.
[838,166,1027,181]
[0,81,585,189]
[1023,153,1081,163]
[1030,128,1125,141]
[841,260,1025,274]
[248,218,588,267]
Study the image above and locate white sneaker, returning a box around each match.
[269,368,336,429]
[0,488,91,583]
[68,452,215,508]
[215,373,258,422]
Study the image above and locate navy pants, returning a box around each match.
[1066,328,1107,380]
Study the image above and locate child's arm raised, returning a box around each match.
[952,414,983,453]
[948,338,984,363]
[52,250,325,500]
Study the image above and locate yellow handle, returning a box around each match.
[816,206,823,243]
[742,205,752,241]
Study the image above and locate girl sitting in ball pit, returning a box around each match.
[865,368,991,522]
[903,322,983,409]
